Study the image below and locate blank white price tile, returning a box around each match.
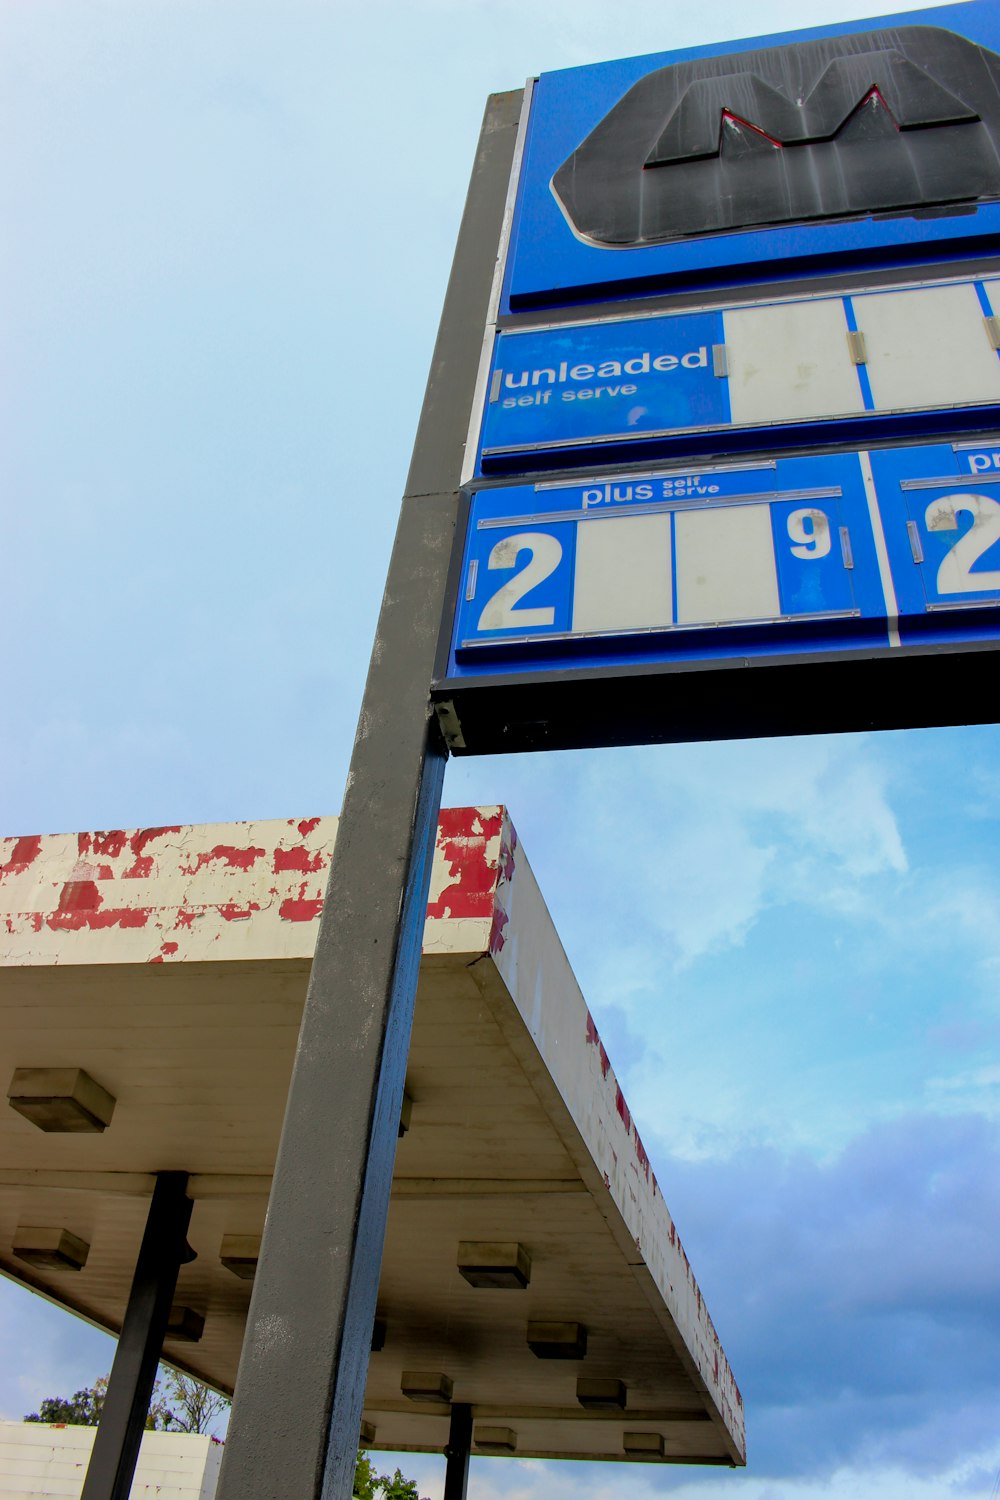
[571,513,672,633]
[674,504,780,625]
[723,298,864,425]
[854,283,1000,409]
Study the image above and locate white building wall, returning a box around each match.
[0,1424,221,1500]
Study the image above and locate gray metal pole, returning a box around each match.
[80,1173,193,1500]
[443,1403,473,1500]
[214,89,523,1500]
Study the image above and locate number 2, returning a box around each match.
[924,492,1000,594]
[477,532,563,631]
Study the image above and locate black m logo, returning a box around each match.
[552,26,1000,245]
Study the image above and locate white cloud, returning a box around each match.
[567,733,908,970]
[407,1449,1000,1500]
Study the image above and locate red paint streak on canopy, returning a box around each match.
[297,818,322,837]
[427,809,505,920]
[123,856,154,880]
[0,835,44,881]
[273,846,325,875]
[182,844,266,875]
[615,1087,631,1134]
[130,827,182,857]
[584,1012,611,1079]
[78,831,128,859]
[217,902,261,922]
[488,906,508,955]
[47,881,151,932]
[278,894,324,923]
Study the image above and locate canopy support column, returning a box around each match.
[443,1402,473,1500]
[80,1172,193,1500]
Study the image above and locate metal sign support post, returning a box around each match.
[443,1404,473,1500]
[213,90,522,1500]
[80,1173,194,1500]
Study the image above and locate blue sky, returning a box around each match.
[2,2,999,1497]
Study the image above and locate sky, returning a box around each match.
[2,0,999,1497]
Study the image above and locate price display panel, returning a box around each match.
[868,440,1000,640]
[436,441,1000,754]
[452,453,889,671]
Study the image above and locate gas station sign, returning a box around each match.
[433,2,1000,754]
[502,3,1000,310]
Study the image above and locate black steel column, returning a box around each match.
[443,1403,473,1500]
[214,90,523,1500]
[80,1173,193,1500]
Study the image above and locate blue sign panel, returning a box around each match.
[480,310,728,468]
[868,438,1000,641]
[447,440,1000,688]
[451,452,890,678]
[478,279,1000,473]
[503,2,1000,310]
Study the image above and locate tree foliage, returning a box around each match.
[159,1369,230,1435]
[24,1369,228,1435]
[26,1378,424,1496]
[353,1453,425,1500]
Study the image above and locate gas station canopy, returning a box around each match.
[0,809,743,1467]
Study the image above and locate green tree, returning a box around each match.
[24,1371,222,1434]
[353,1453,426,1500]
[158,1368,230,1435]
[24,1385,104,1426]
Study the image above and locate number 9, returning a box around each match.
[787,508,831,560]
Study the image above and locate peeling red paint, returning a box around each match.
[130,827,181,857]
[426,808,505,920]
[584,1012,611,1078]
[0,835,44,881]
[633,1130,650,1180]
[713,1351,719,1385]
[79,831,128,859]
[174,909,200,929]
[297,817,321,836]
[181,844,265,875]
[57,880,102,913]
[273,846,324,874]
[614,1086,631,1133]
[278,893,324,922]
[148,938,180,965]
[437,807,504,843]
[123,856,154,880]
[488,905,508,955]
[497,821,517,884]
[47,882,151,932]
[669,1222,676,1247]
[278,882,324,922]
[217,901,260,922]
